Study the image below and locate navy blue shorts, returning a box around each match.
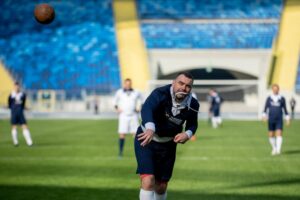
[212,108,220,117]
[268,120,283,131]
[11,112,27,125]
[134,128,177,182]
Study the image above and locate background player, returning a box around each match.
[263,84,290,155]
[114,78,143,157]
[8,82,33,147]
[290,97,296,120]
[209,89,223,128]
[135,72,199,200]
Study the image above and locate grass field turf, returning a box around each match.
[0,119,299,200]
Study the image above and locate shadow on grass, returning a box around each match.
[232,178,300,189]
[0,184,299,200]
[283,150,300,155]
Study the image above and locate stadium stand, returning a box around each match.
[141,23,278,49]
[138,0,282,50]
[137,0,283,19]
[0,0,120,94]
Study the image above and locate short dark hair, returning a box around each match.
[14,81,19,86]
[124,78,132,82]
[175,72,194,81]
[272,83,279,89]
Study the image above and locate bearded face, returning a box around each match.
[172,74,193,102]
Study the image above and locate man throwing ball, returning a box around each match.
[135,72,199,200]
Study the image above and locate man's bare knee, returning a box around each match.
[155,181,168,194]
[141,175,155,190]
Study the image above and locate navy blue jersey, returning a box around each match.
[210,94,222,111]
[8,91,27,125]
[8,92,26,112]
[141,84,199,137]
[263,95,288,121]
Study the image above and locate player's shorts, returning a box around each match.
[212,108,220,117]
[268,120,283,131]
[134,127,177,182]
[118,113,139,134]
[11,112,27,125]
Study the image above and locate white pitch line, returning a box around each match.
[0,156,298,162]
[184,146,269,150]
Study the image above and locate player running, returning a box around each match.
[209,89,223,128]
[135,72,199,200]
[8,82,33,147]
[114,78,143,157]
[263,84,290,155]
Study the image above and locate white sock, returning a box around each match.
[23,129,33,146]
[212,117,218,128]
[269,137,276,150]
[154,192,167,200]
[11,128,18,145]
[217,117,222,125]
[276,136,283,153]
[140,189,154,200]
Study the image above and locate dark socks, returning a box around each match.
[119,138,125,156]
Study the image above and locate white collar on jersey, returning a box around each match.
[170,86,192,116]
[11,91,23,101]
[270,94,282,102]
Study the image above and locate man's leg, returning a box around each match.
[135,129,156,200]
[22,124,33,146]
[154,180,168,200]
[217,116,222,126]
[140,175,155,200]
[275,129,283,155]
[118,114,129,157]
[119,133,125,157]
[268,131,276,155]
[11,125,18,146]
[153,141,176,200]
[212,117,218,128]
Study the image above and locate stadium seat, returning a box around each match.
[137,0,283,19]
[141,23,278,49]
[0,0,120,95]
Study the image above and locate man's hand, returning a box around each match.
[137,129,154,146]
[174,132,189,144]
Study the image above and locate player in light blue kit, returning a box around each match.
[263,84,290,155]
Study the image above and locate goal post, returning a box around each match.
[148,79,263,118]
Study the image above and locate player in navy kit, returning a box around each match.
[8,82,33,147]
[263,84,290,155]
[209,89,223,128]
[135,72,199,200]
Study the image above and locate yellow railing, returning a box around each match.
[0,62,14,106]
[113,0,150,92]
[272,0,300,90]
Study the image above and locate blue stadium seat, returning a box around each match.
[141,23,278,49]
[0,0,120,94]
[296,58,300,93]
[137,0,283,19]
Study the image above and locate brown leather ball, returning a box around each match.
[34,4,55,24]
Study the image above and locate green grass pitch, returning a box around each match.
[0,119,299,200]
